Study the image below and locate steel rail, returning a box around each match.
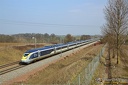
[0,61,20,69]
[0,65,25,75]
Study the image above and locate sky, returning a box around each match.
[0,0,107,35]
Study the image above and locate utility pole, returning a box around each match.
[32,37,36,48]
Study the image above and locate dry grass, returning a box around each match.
[91,45,128,85]
[15,44,103,84]
[0,43,27,47]
[0,43,48,65]
[105,45,128,80]
[91,47,108,85]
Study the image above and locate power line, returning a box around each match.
[0,19,100,27]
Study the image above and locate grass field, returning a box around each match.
[2,43,127,84]
[0,43,48,65]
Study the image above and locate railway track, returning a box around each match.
[0,61,20,69]
[0,61,25,75]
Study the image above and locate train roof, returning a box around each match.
[25,43,65,53]
[24,39,93,53]
[25,47,51,53]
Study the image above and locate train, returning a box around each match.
[20,39,99,64]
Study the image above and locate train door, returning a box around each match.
[67,44,69,49]
[54,47,56,53]
[38,50,40,57]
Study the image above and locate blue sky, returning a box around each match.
[0,0,107,35]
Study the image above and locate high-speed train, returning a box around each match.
[20,39,98,64]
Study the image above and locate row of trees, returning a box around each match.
[102,0,128,64]
[0,34,16,43]
[0,33,91,43]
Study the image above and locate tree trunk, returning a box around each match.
[108,46,112,79]
[117,50,119,64]
[112,48,115,58]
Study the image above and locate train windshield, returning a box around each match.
[24,53,29,57]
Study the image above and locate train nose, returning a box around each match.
[21,59,27,63]
[21,56,28,63]
[21,59,30,64]
[21,57,27,60]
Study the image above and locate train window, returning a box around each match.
[29,53,38,59]
[40,49,53,56]
[34,53,38,57]
[24,53,29,57]
[29,54,34,59]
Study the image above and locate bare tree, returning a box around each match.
[102,0,128,64]
[80,35,91,40]
[64,34,74,43]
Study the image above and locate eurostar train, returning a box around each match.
[20,39,97,64]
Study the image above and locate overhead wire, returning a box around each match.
[0,19,100,27]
